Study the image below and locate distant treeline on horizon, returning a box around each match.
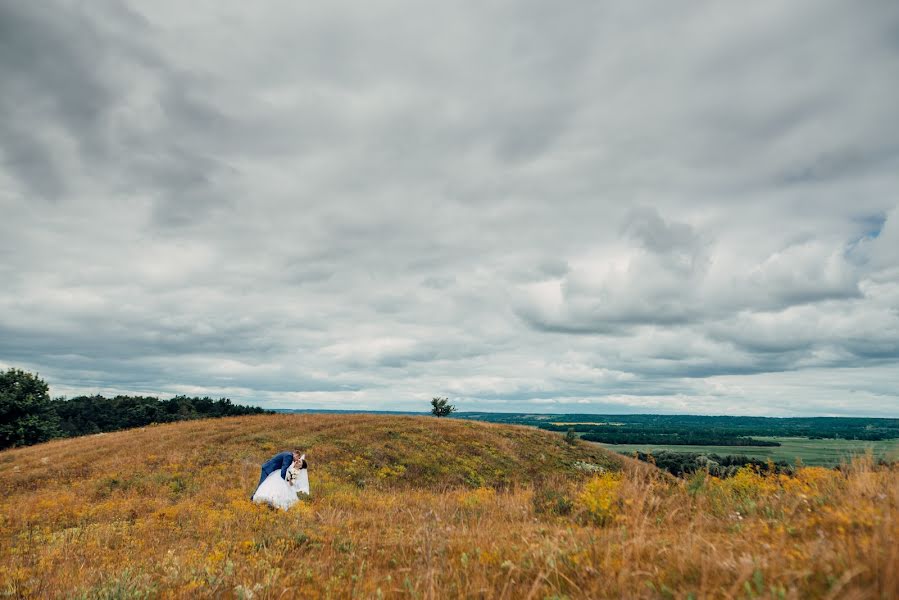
[1,368,270,450]
[53,394,270,437]
[456,412,899,443]
[273,409,899,445]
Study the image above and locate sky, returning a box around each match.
[1,0,898,416]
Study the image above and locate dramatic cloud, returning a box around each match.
[1,0,898,415]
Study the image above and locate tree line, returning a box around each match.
[578,431,781,447]
[533,415,899,441]
[0,368,269,450]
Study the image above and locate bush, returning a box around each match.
[578,472,622,525]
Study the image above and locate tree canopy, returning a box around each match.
[430,396,456,418]
[0,368,61,449]
[0,368,270,450]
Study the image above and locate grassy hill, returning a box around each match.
[0,414,896,598]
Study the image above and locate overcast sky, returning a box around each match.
[1,1,898,416]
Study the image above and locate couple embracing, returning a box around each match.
[252,449,309,510]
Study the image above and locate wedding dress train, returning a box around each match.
[252,458,309,510]
[252,469,298,510]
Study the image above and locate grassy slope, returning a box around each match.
[1,414,897,599]
[0,413,623,495]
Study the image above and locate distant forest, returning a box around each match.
[52,394,268,438]
[0,368,269,450]
[455,412,899,444]
[578,432,781,447]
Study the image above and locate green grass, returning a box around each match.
[593,436,899,467]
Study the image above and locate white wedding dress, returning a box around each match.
[252,459,309,510]
[288,464,310,496]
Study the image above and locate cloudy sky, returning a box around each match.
[1,1,898,416]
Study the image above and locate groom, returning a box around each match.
[252,449,303,499]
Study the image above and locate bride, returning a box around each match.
[287,454,309,496]
[253,454,309,509]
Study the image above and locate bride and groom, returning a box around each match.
[252,449,309,510]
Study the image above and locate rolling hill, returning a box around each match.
[0,414,896,598]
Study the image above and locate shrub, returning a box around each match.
[579,472,622,525]
[532,486,574,516]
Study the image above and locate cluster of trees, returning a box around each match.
[0,368,59,450]
[0,368,269,450]
[633,450,792,478]
[51,394,267,439]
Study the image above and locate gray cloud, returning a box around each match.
[1,0,898,416]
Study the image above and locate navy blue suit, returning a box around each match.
[256,451,294,488]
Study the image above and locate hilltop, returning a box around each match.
[0,413,625,495]
[1,414,896,599]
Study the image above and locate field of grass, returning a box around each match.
[1,414,897,598]
[595,436,899,466]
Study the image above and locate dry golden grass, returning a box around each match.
[0,414,896,599]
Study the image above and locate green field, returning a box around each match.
[594,436,899,467]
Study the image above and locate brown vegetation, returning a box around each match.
[0,414,896,598]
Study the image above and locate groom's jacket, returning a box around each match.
[262,451,294,480]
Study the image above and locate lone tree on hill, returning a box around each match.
[430,396,456,418]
